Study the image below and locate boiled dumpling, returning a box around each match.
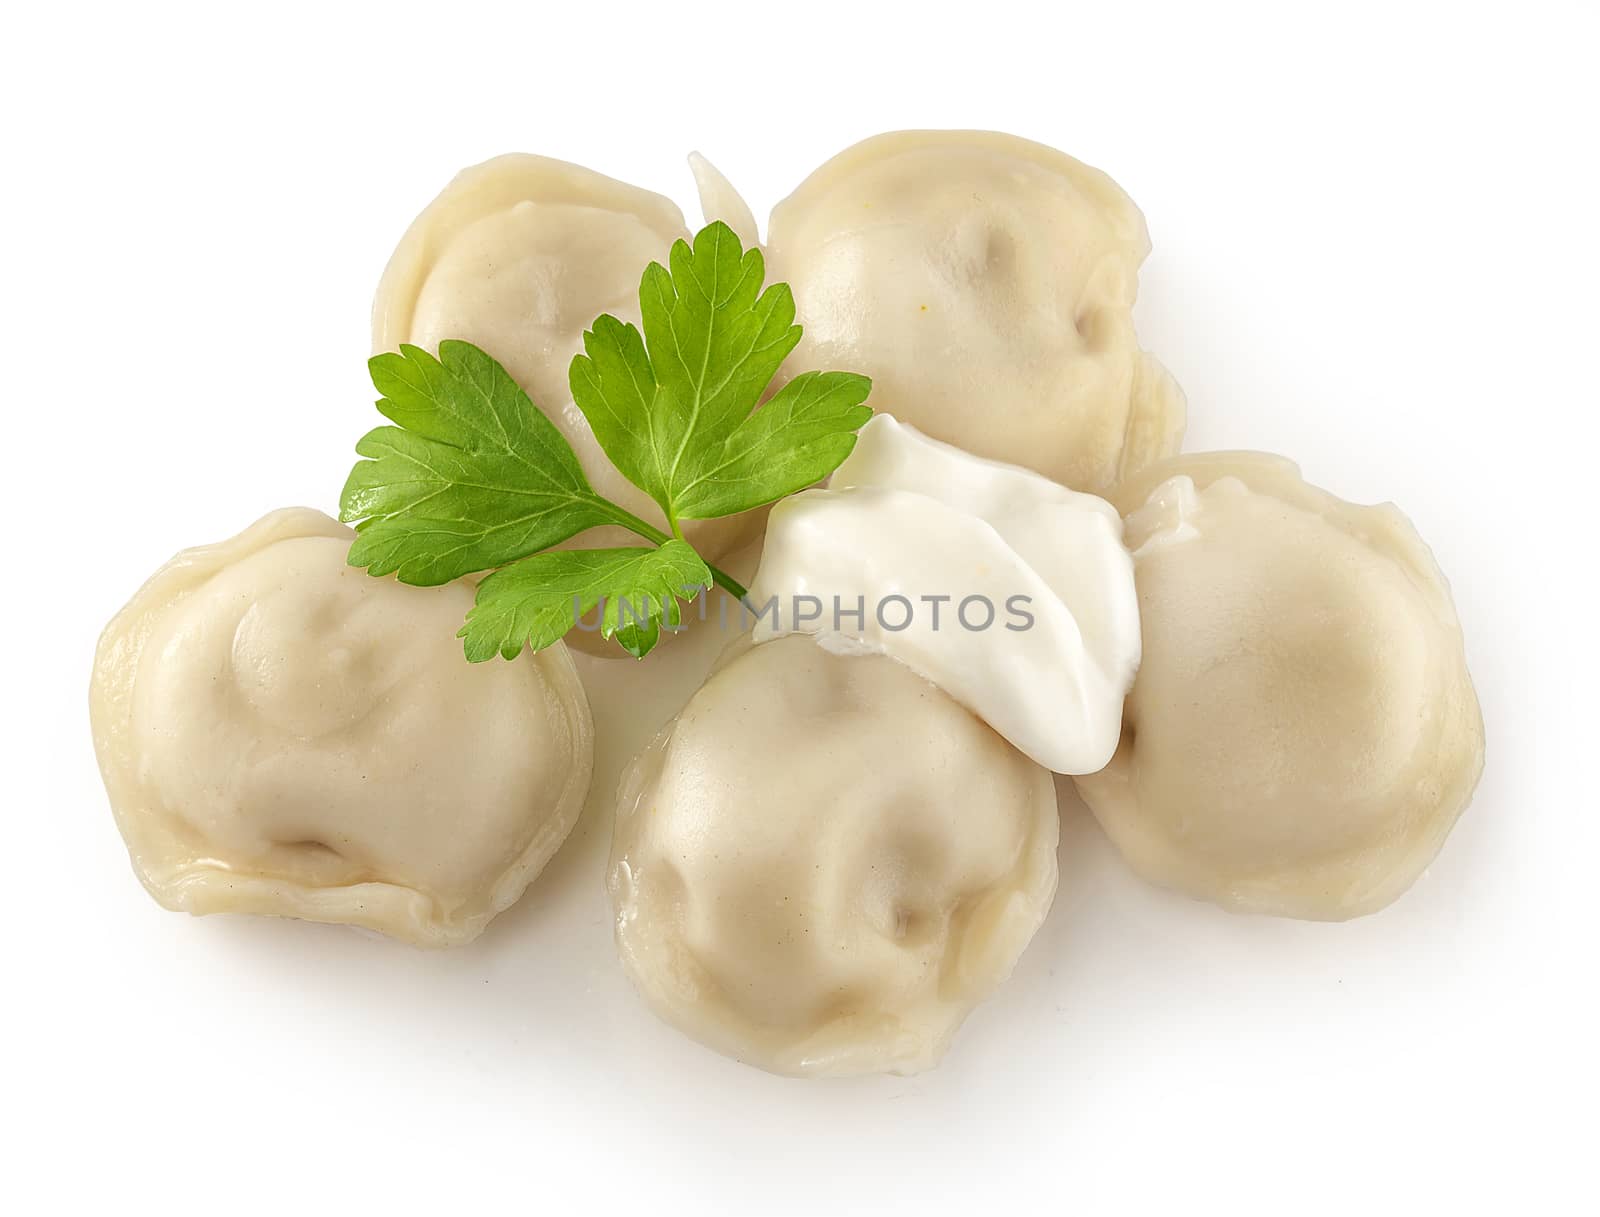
[608,635,1058,1076]
[1074,454,1484,920]
[90,508,594,947]
[371,153,756,588]
[764,130,1184,494]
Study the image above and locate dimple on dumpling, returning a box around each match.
[608,635,1058,1076]
[90,508,594,947]
[1074,454,1484,920]
[764,130,1185,494]
[370,153,757,597]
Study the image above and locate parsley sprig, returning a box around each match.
[339,221,872,660]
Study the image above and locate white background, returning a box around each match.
[5,2,1596,1212]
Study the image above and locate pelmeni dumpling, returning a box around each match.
[371,153,756,580]
[765,130,1185,494]
[1074,454,1484,920]
[609,635,1058,1076]
[90,508,594,947]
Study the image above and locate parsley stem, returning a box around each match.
[594,500,672,545]
[596,501,749,602]
[703,564,749,602]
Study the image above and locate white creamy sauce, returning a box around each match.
[748,414,1141,774]
[1123,472,1212,557]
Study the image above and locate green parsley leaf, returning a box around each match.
[339,341,616,585]
[672,370,873,518]
[340,222,873,662]
[570,221,870,528]
[459,541,712,662]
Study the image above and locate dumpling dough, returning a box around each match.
[608,635,1058,1076]
[90,508,594,947]
[371,153,755,595]
[1074,454,1484,920]
[764,130,1185,494]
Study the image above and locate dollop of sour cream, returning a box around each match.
[748,415,1141,774]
